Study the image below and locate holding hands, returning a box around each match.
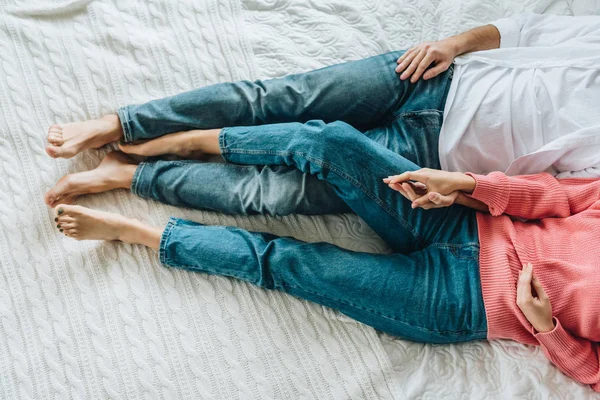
[383,168,476,210]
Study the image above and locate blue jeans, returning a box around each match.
[158,121,487,343]
[122,51,488,342]
[121,50,451,215]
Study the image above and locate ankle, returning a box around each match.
[102,114,125,141]
[192,129,221,154]
[116,218,138,244]
[118,218,162,249]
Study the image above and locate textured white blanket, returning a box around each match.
[0,0,598,399]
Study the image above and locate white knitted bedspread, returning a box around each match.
[0,0,598,399]
[0,0,398,399]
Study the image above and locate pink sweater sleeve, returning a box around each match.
[534,318,600,393]
[465,172,600,219]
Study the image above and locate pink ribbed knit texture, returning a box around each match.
[466,171,600,393]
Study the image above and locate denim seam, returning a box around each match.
[221,147,422,245]
[168,264,254,281]
[430,243,480,260]
[158,159,261,171]
[159,218,177,265]
[117,106,133,143]
[130,162,147,197]
[391,108,444,121]
[279,281,487,336]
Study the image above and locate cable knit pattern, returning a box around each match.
[0,0,401,398]
[0,0,598,398]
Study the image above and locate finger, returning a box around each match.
[386,170,425,184]
[385,172,412,184]
[428,192,454,206]
[388,182,405,194]
[397,47,415,64]
[389,183,411,201]
[400,49,426,80]
[412,194,434,209]
[531,275,548,300]
[422,61,450,80]
[411,54,435,83]
[407,181,428,196]
[411,182,428,192]
[402,182,420,202]
[517,263,533,301]
[396,49,419,74]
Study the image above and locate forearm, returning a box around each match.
[455,193,489,212]
[443,24,501,56]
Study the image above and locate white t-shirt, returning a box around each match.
[439,13,600,178]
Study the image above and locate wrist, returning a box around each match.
[442,36,463,57]
[534,318,556,334]
[454,173,476,193]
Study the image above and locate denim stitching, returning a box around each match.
[279,281,487,336]
[167,264,254,281]
[159,218,177,265]
[130,162,147,196]
[221,147,422,245]
[392,109,444,120]
[116,106,133,143]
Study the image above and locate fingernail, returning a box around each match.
[54,217,58,222]
[59,229,63,233]
[57,207,64,215]
[56,225,60,229]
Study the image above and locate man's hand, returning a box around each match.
[388,180,461,210]
[517,263,555,333]
[395,24,501,83]
[395,39,458,83]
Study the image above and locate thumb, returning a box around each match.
[428,192,454,206]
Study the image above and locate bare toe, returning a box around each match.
[56,215,75,224]
[47,124,64,146]
[53,204,125,241]
[45,115,123,159]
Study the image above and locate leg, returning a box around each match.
[53,205,486,343]
[217,120,477,252]
[44,151,351,215]
[113,68,452,213]
[118,50,424,142]
[46,50,415,158]
[132,159,351,216]
[157,219,486,343]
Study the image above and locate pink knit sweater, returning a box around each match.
[466,172,600,393]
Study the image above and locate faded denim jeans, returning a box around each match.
[119,51,488,342]
[120,50,452,216]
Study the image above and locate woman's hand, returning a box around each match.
[395,39,459,83]
[388,180,461,210]
[517,263,555,333]
[383,168,475,208]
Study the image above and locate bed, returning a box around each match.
[0,0,598,398]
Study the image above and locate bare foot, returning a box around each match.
[46,114,123,158]
[118,129,220,158]
[54,204,162,248]
[44,152,137,207]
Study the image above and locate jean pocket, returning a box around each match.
[448,244,480,260]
